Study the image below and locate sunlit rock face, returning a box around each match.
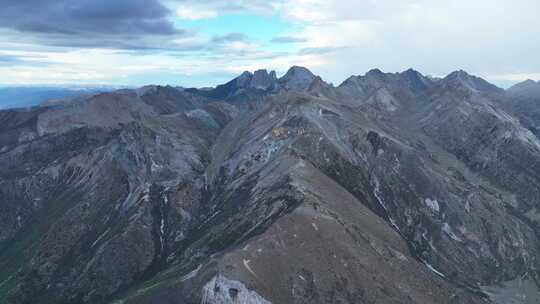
[2,67,540,304]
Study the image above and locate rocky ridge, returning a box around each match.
[1,67,540,304]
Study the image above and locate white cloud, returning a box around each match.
[176,5,217,20]
[0,0,539,87]
[270,0,540,85]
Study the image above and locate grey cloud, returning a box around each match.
[271,36,307,44]
[0,0,184,50]
[0,32,193,52]
[0,0,177,35]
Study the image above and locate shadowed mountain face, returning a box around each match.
[1,67,540,304]
[505,80,540,138]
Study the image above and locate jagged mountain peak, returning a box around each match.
[402,67,421,75]
[365,68,385,77]
[400,68,425,80]
[441,70,503,94]
[517,79,538,86]
[337,68,434,102]
[399,68,433,92]
[186,66,316,102]
[200,69,279,100]
[508,79,540,95]
[283,65,314,75]
[250,69,278,90]
[225,69,277,89]
[233,71,254,88]
[341,68,430,84]
[337,69,386,88]
[279,66,317,90]
[238,70,253,78]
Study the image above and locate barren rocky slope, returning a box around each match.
[1,67,540,304]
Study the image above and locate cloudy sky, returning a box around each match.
[0,0,538,88]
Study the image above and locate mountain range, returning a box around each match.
[0,87,116,110]
[1,66,540,304]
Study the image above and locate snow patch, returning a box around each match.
[243,259,258,278]
[159,217,166,249]
[91,228,110,248]
[181,264,202,282]
[372,177,401,232]
[201,275,271,304]
[372,89,398,112]
[422,260,445,278]
[150,158,163,173]
[372,178,388,211]
[424,198,440,213]
[442,223,463,242]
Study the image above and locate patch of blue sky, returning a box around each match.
[174,12,304,52]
